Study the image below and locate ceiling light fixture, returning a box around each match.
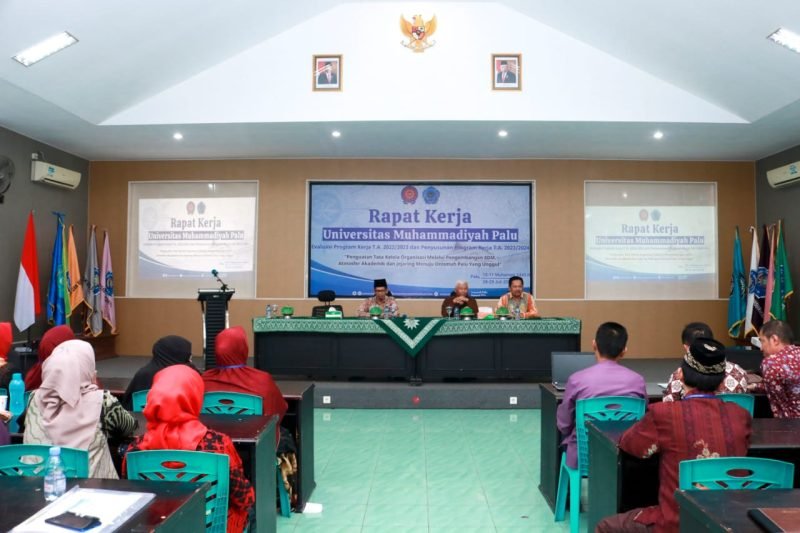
[12,32,78,67]
[768,28,800,54]
[331,130,341,138]
[653,131,664,140]
[173,132,183,141]
[498,130,509,138]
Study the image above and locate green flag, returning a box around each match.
[769,221,794,321]
[727,227,746,338]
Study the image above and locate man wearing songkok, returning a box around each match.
[440,280,479,317]
[556,322,647,470]
[357,279,399,317]
[662,322,748,402]
[495,276,538,318]
[750,320,800,418]
[596,338,752,533]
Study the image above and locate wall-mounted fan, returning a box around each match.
[0,156,14,204]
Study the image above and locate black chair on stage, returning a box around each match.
[312,290,344,317]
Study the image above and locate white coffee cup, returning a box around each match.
[0,395,7,412]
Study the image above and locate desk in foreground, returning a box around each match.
[677,489,800,533]
[253,317,581,381]
[0,477,207,532]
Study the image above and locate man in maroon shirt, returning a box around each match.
[596,338,752,533]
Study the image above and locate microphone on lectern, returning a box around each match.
[211,268,228,291]
[211,268,219,276]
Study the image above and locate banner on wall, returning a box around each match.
[584,181,717,300]
[138,197,256,278]
[308,182,534,298]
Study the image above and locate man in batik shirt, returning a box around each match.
[357,279,399,318]
[662,322,748,402]
[597,338,752,533]
[750,320,800,418]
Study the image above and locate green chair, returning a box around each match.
[718,393,755,416]
[131,389,149,412]
[679,457,794,490]
[126,450,230,533]
[0,444,89,478]
[554,396,647,533]
[202,392,263,416]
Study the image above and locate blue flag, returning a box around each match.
[727,226,747,338]
[46,213,69,325]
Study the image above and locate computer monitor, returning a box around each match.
[551,351,596,391]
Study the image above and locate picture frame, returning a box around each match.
[313,54,342,91]
[492,53,521,91]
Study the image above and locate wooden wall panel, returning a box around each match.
[89,159,754,358]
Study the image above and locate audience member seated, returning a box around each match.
[556,322,647,469]
[202,326,288,425]
[596,338,752,533]
[750,320,800,418]
[24,325,75,390]
[121,335,199,410]
[124,365,254,533]
[23,340,137,478]
[662,322,748,402]
[0,322,22,390]
[440,280,479,317]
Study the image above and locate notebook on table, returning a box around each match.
[551,352,595,391]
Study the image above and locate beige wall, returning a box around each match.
[89,159,755,358]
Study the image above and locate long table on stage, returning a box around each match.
[253,317,581,382]
[676,489,800,532]
[586,418,800,532]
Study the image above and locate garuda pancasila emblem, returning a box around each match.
[400,14,437,52]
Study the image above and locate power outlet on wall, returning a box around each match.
[509,396,518,405]
[322,395,332,404]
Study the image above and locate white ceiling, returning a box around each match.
[1,0,800,161]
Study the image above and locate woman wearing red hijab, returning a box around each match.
[123,365,254,533]
[25,325,75,390]
[202,326,287,425]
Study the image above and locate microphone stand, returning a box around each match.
[212,271,229,292]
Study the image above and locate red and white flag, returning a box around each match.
[101,230,117,334]
[14,211,41,332]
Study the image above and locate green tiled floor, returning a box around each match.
[277,409,584,532]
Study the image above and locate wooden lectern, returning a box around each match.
[197,288,234,370]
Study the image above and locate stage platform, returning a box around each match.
[86,355,693,410]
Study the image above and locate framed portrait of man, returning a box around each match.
[492,53,521,91]
[313,55,342,91]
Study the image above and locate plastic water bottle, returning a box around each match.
[265,305,273,319]
[383,305,390,319]
[513,307,521,321]
[454,307,461,320]
[43,446,67,502]
[9,372,25,433]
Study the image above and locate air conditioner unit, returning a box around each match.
[30,160,81,190]
[767,161,800,189]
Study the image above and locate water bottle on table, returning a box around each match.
[9,372,25,433]
[454,306,461,320]
[44,446,67,501]
[513,306,521,321]
[383,305,391,319]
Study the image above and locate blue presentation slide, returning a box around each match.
[308,182,533,298]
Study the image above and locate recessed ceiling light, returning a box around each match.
[498,130,509,138]
[331,130,342,138]
[653,131,664,140]
[12,32,78,67]
[768,28,800,54]
[173,132,183,141]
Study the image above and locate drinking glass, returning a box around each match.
[445,306,453,319]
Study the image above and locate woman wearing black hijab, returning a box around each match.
[121,336,199,410]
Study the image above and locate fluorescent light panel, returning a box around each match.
[13,32,78,66]
[768,28,800,54]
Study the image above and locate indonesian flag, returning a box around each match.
[14,211,41,332]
